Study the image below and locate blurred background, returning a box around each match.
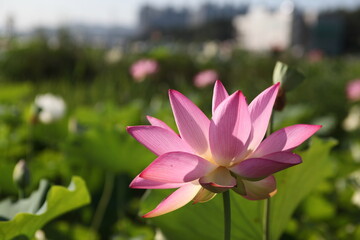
[1,0,360,239]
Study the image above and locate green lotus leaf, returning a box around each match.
[0,176,90,240]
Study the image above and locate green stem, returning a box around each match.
[18,189,25,199]
[117,174,127,219]
[91,172,115,233]
[266,114,274,137]
[263,111,274,240]
[263,198,271,240]
[223,190,231,240]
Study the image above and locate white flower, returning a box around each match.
[34,93,66,124]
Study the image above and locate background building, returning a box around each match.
[138,5,190,32]
[233,1,306,53]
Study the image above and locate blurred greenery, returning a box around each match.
[0,31,359,239]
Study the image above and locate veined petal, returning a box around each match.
[199,167,236,193]
[230,152,302,179]
[209,91,251,166]
[127,126,193,156]
[247,83,280,151]
[146,115,176,134]
[252,124,322,157]
[192,187,217,204]
[140,152,217,183]
[169,90,210,155]
[212,80,229,114]
[241,175,277,200]
[143,182,202,218]
[130,175,186,189]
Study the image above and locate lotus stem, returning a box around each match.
[91,172,115,234]
[223,190,231,240]
[263,198,271,240]
[263,112,274,240]
[18,189,25,199]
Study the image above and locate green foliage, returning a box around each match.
[65,103,154,175]
[0,83,33,103]
[139,137,336,240]
[0,29,101,81]
[270,137,337,239]
[0,176,90,239]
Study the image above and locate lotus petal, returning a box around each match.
[247,83,280,151]
[140,152,217,183]
[143,182,202,218]
[252,124,322,158]
[127,126,193,156]
[212,80,229,114]
[169,90,210,156]
[210,91,251,166]
[241,175,277,200]
[230,152,301,179]
[130,175,186,189]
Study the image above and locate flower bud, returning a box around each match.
[274,87,286,111]
[35,230,47,240]
[273,61,304,92]
[13,159,30,190]
[68,118,79,134]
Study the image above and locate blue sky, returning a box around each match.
[1,0,359,30]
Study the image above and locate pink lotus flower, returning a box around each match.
[346,79,360,102]
[130,59,158,82]
[127,81,321,218]
[194,70,218,88]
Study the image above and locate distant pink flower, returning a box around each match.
[130,59,158,82]
[346,79,360,102]
[194,70,218,88]
[127,81,321,218]
[307,49,323,62]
